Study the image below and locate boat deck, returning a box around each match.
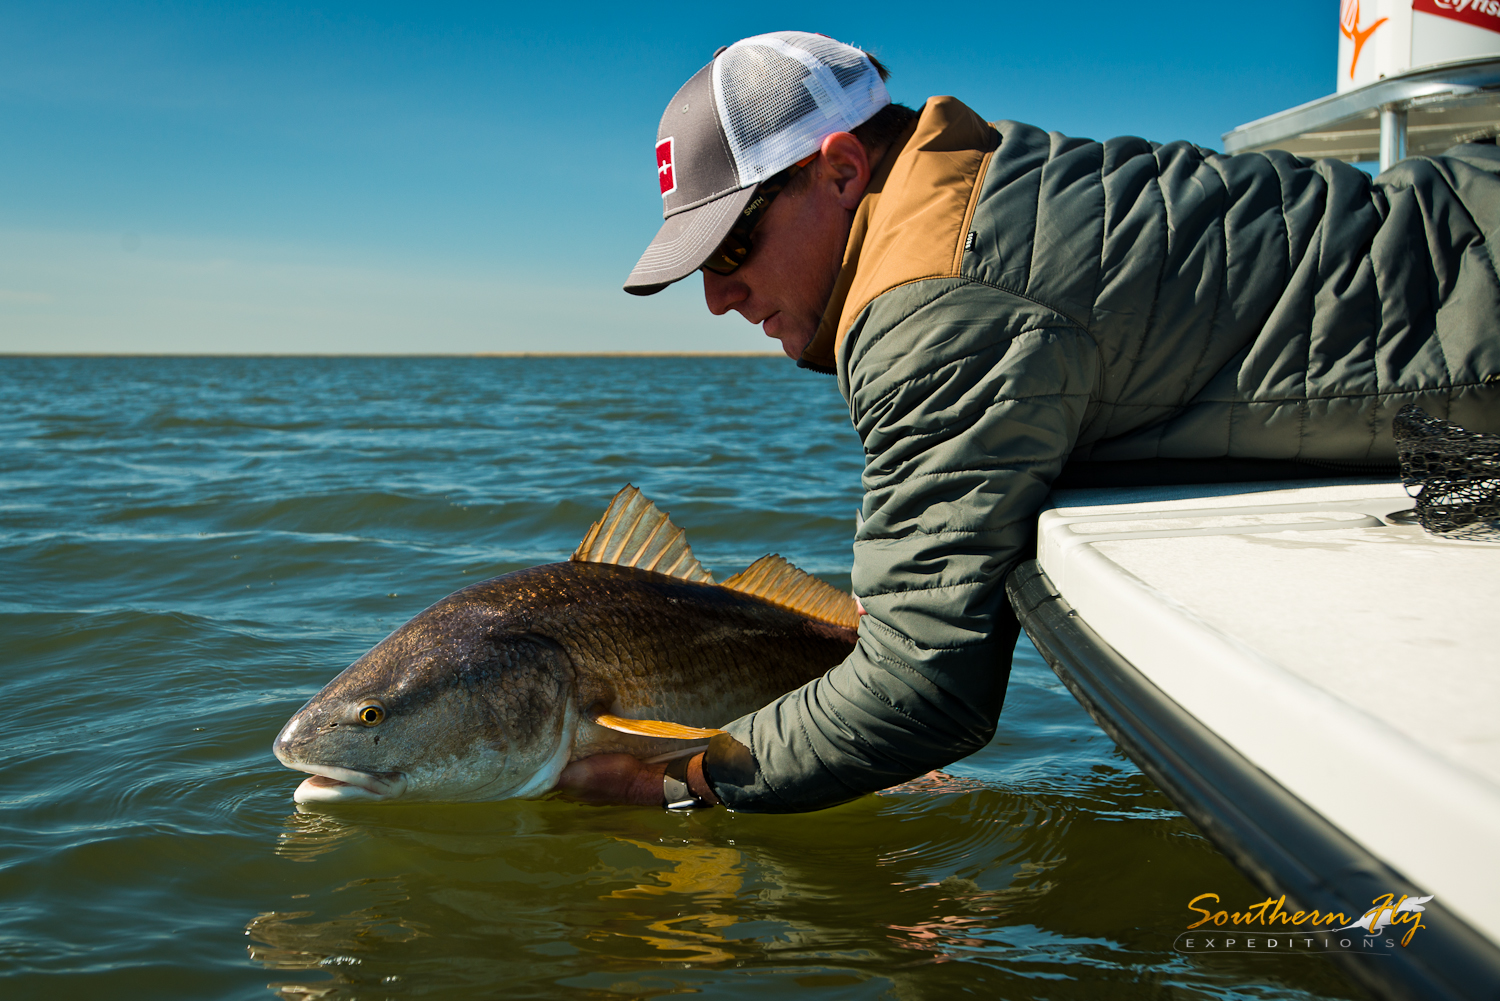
[1009,478,1500,1000]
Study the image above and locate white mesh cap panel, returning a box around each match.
[712,31,890,186]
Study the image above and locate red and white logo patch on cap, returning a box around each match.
[656,137,676,197]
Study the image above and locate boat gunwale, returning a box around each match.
[1006,559,1500,1001]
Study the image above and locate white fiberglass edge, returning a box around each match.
[1035,481,1500,944]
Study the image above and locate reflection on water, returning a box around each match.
[599,840,744,964]
[604,840,745,901]
[248,876,424,999]
[1,358,1368,1000]
[244,756,1364,999]
[886,912,998,962]
[275,810,363,863]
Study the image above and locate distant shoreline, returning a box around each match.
[0,351,786,358]
[473,351,783,358]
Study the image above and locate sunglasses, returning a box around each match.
[700,155,817,276]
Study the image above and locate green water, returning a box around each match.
[0,356,1363,999]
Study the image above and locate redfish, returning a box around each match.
[273,486,858,803]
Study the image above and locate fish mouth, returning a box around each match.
[285,763,408,804]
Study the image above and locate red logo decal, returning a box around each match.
[1413,0,1500,34]
[656,137,676,197]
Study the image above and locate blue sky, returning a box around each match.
[1,1,1337,354]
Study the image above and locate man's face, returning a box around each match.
[699,134,872,360]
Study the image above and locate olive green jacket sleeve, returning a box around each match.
[705,284,1098,811]
[702,98,1500,813]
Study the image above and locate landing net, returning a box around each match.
[1393,404,1500,542]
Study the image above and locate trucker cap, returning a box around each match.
[623,31,891,296]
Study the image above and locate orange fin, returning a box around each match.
[571,485,715,584]
[592,713,725,739]
[721,555,860,629]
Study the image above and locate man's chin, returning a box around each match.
[762,314,812,360]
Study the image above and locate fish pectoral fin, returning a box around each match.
[720,554,860,629]
[591,713,725,739]
[571,485,715,584]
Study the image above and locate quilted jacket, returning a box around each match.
[705,96,1500,812]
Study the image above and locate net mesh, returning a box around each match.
[1393,404,1500,541]
[715,31,889,186]
[719,44,818,153]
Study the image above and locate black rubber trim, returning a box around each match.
[1006,559,1500,1001]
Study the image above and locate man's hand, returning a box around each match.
[554,753,668,806]
[554,752,721,807]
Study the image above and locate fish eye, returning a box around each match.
[357,703,386,726]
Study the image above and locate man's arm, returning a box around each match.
[705,283,1100,811]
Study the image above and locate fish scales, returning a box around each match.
[273,487,859,804]
[504,564,848,749]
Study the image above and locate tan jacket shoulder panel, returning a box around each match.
[800,97,999,372]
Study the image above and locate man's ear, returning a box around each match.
[818,132,871,210]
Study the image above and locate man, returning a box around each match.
[558,31,1500,812]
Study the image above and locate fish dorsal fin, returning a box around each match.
[571,485,715,584]
[721,555,860,629]
[592,713,724,739]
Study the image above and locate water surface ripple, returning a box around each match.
[0,357,1362,999]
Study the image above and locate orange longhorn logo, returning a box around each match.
[1340,0,1389,78]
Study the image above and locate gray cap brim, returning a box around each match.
[623,185,758,296]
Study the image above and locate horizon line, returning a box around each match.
[0,351,788,358]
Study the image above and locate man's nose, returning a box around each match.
[701,269,748,317]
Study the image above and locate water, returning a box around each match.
[0,356,1363,999]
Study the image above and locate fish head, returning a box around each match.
[273,599,577,804]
